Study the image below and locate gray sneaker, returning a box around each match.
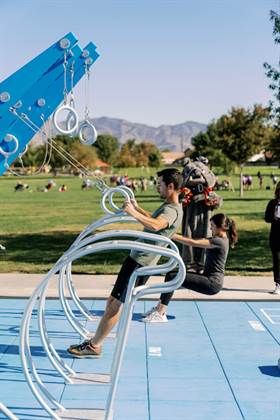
[67,340,102,358]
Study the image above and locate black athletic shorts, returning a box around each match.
[111,255,150,303]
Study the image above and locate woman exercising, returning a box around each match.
[143,213,238,322]
[265,181,280,294]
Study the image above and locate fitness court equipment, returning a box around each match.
[0,32,99,175]
[18,186,186,419]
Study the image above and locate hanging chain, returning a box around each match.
[63,51,68,104]
[84,63,90,120]
[69,60,75,108]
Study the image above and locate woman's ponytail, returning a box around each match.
[226,217,238,248]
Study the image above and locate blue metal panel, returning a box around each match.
[0,41,99,174]
[0,32,78,126]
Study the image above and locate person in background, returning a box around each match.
[265,181,280,294]
[143,213,238,322]
[46,179,56,191]
[181,156,217,273]
[58,184,67,192]
[14,182,29,192]
[257,171,263,190]
[270,173,278,187]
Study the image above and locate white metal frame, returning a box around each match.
[19,185,186,419]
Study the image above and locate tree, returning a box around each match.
[264,10,280,164]
[215,106,270,196]
[94,134,119,165]
[191,124,234,174]
[191,106,271,196]
[264,10,280,120]
[117,142,137,167]
[70,142,98,170]
[116,139,162,168]
[137,141,162,167]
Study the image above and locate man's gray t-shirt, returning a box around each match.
[130,202,183,266]
[203,236,229,283]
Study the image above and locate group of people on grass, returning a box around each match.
[243,171,278,190]
[14,180,68,193]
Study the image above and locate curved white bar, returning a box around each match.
[20,274,64,419]
[65,262,93,320]
[0,403,18,420]
[58,266,89,338]
[38,279,76,382]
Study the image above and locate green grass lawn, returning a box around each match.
[0,166,279,274]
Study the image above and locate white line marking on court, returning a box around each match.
[148,346,162,357]
[260,308,280,325]
[248,320,266,331]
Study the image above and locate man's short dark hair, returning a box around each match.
[157,168,183,191]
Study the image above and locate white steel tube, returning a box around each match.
[0,403,18,420]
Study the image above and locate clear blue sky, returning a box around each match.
[0,0,279,126]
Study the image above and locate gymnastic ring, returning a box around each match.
[119,185,135,199]
[53,105,79,135]
[108,186,135,211]
[78,120,98,145]
[0,134,19,158]
[109,187,133,210]
[65,111,79,137]
[101,187,131,215]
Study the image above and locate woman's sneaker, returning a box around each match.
[67,340,102,358]
[272,284,280,295]
[141,306,157,317]
[143,311,168,323]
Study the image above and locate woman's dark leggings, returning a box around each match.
[160,270,222,306]
[271,249,280,285]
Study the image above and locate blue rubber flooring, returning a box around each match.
[0,299,280,419]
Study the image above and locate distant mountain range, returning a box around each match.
[90,117,206,152]
[33,116,207,152]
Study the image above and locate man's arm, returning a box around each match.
[130,199,152,217]
[124,200,168,231]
